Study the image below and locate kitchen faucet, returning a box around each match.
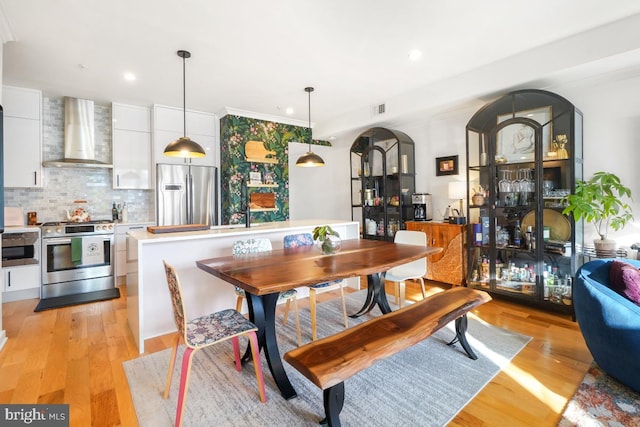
[240,176,251,228]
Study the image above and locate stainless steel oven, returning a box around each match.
[41,221,115,299]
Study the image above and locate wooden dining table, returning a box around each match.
[196,238,442,400]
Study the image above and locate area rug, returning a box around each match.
[558,362,640,426]
[124,291,531,426]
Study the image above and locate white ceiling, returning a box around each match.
[3,0,640,139]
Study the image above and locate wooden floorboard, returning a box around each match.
[0,280,591,426]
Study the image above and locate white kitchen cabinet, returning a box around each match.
[115,223,152,282]
[3,265,40,293]
[113,103,151,132]
[112,103,152,189]
[2,86,43,188]
[1,227,41,302]
[152,105,219,167]
[2,85,41,119]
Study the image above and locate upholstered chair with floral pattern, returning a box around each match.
[162,261,266,427]
[283,233,349,341]
[232,238,302,346]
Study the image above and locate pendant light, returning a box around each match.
[296,86,325,167]
[163,50,206,158]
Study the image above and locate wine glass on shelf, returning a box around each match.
[498,170,513,206]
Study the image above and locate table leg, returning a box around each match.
[244,292,297,400]
[350,272,391,318]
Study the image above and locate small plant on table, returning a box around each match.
[312,225,342,255]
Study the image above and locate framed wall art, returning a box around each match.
[496,106,552,163]
[436,155,458,176]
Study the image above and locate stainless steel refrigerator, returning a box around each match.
[156,163,218,226]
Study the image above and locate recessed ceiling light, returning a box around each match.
[408,50,422,61]
[285,107,294,115]
[123,72,136,82]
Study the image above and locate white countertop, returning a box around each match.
[3,225,41,234]
[128,219,358,244]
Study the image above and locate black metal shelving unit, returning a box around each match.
[465,89,583,313]
[350,128,415,241]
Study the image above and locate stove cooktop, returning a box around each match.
[41,220,114,226]
[41,220,115,237]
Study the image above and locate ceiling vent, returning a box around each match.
[372,102,386,116]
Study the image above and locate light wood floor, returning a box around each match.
[0,280,591,426]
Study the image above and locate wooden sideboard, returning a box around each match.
[405,221,466,286]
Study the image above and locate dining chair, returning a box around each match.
[385,230,428,308]
[232,238,302,346]
[283,233,349,341]
[162,260,266,427]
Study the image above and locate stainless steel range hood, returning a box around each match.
[43,97,113,168]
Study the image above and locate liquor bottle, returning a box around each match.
[121,203,128,223]
[513,220,522,247]
[543,265,552,300]
[525,226,533,250]
[112,202,118,221]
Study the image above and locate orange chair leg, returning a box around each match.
[339,285,349,328]
[175,347,196,427]
[282,298,291,325]
[235,295,244,312]
[248,331,267,403]
[292,296,301,346]
[231,336,242,371]
[418,277,426,299]
[310,289,318,341]
[398,281,406,308]
[163,334,181,399]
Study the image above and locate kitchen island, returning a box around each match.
[126,219,360,353]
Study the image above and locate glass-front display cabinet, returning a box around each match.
[350,127,415,241]
[465,89,583,313]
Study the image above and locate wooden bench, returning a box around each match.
[284,287,492,426]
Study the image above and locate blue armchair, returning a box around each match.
[574,259,640,392]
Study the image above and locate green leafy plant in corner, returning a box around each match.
[562,171,634,240]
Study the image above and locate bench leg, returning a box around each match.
[319,382,345,427]
[447,314,478,360]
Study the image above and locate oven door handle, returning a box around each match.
[44,237,73,244]
[44,236,112,244]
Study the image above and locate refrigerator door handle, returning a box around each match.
[185,173,192,224]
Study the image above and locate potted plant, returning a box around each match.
[312,225,342,255]
[472,185,486,206]
[562,171,634,257]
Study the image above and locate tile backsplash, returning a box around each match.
[4,97,155,224]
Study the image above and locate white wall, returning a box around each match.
[0,39,6,351]
[288,142,352,221]
[319,76,640,256]
[557,74,640,248]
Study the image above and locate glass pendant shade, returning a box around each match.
[296,86,325,167]
[164,50,206,158]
